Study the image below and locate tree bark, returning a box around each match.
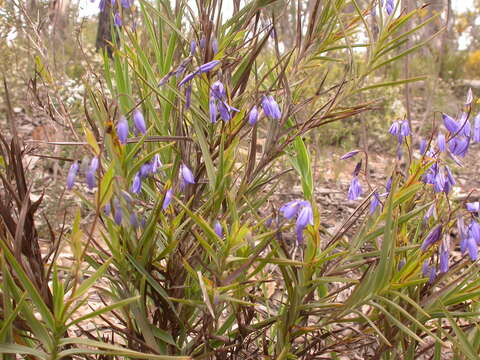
[96,1,116,58]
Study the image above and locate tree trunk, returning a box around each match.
[96,1,116,58]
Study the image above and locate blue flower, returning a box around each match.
[420,138,427,155]
[190,40,196,55]
[279,200,313,245]
[429,266,436,284]
[466,237,478,261]
[181,164,195,184]
[130,212,139,230]
[178,60,221,87]
[386,0,394,15]
[280,200,304,219]
[66,162,79,190]
[449,136,469,157]
[424,204,437,222]
[348,176,362,201]
[151,154,162,173]
[133,109,147,135]
[388,121,400,136]
[114,12,122,27]
[185,85,192,110]
[261,95,281,120]
[113,198,122,225]
[249,106,258,126]
[466,202,480,213]
[162,189,173,210]
[386,176,393,193]
[86,157,99,190]
[459,113,471,136]
[420,224,442,251]
[131,172,142,194]
[443,113,459,134]
[117,116,129,144]
[437,132,445,152]
[439,238,450,273]
[102,204,110,219]
[422,260,430,277]
[400,120,410,137]
[474,114,480,142]
[214,221,223,238]
[370,191,381,214]
[296,202,313,245]
[212,37,219,55]
[340,149,360,160]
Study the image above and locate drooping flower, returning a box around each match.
[400,120,410,137]
[181,164,195,184]
[113,198,122,225]
[140,163,152,177]
[209,98,217,123]
[370,191,381,214]
[212,37,218,55]
[348,176,362,201]
[439,237,450,273]
[151,154,162,173]
[340,149,360,160]
[261,95,281,120]
[437,132,446,152]
[474,114,480,143]
[280,200,304,220]
[459,113,471,137]
[209,81,239,122]
[420,224,442,251]
[296,202,314,245]
[86,157,99,190]
[443,165,456,194]
[469,220,480,244]
[190,40,196,55]
[429,266,436,284]
[162,189,173,210]
[214,221,223,238]
[185,85,192,110]
[420,138,427,155]
[249,106,258,126]
[200,36,206,49]
[449,136,469,158]
[398,258,406,270]
[443,113,459,134]
[66,161,79,190]
[466,237,478,261]
[102,203,110,217]
[386,176,393,193]
[388,121,400,136]
[386,0,394,15]
[130,212,139,230]
[131,172,142,194]
[424,203,437,222]
[117,116,129,144]
[466,202,480,213]
[422,260,430,277]
[133,109,147,135]
[177,60,221,87]
[120,0,132,8]
[114,12,122,27]
[279,200,313,244]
